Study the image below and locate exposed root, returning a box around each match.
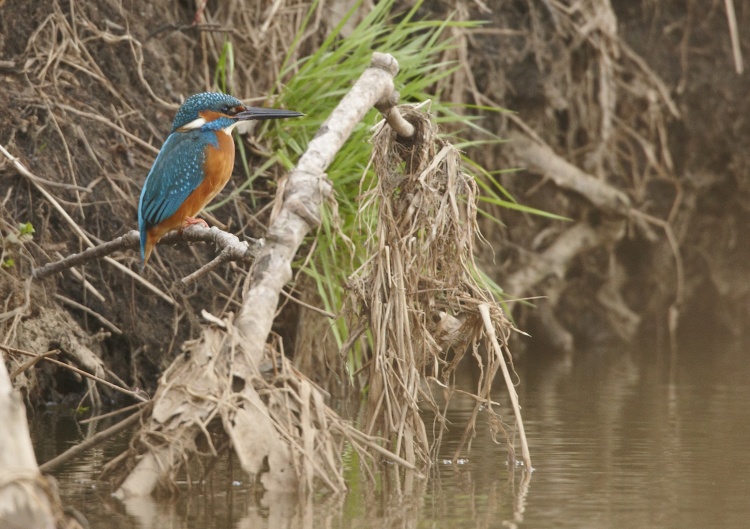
[431,0,689,350]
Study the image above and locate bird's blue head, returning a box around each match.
[171,92,246,132]
[170,92,304,134]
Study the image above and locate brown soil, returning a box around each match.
[0,0,748,404]
[0,0,303,398]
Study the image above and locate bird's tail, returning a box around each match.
[139,229,151,270]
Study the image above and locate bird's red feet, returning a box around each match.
[183,217,209,228]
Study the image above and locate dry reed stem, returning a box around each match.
[38,405,148,474]
[724,0,744,74]
[478,303,530,468]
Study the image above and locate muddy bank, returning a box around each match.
[0,0,746,416]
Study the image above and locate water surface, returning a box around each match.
[34,337,750,528]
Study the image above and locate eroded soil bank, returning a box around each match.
[0,0,746,413]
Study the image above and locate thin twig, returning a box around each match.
[39,406,149,474]
[478,303,531,470]
[79,401,148,424]
[279,288,336,319]
[54,294,123,334]
[628,209,684,307]
[33,231,140,279]
[55,103,160,154]
[2,345,148,403]
[9,349,60,380]
[180,248,233,285]
[147,23,239,40]
[54,253,107,303]
[32,227,264,280]
[178,227,264,285]
[724,0,744,74]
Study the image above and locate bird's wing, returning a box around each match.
[138,131,210,230]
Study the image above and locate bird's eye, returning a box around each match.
[221,105,231,114]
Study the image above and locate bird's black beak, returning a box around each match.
[234,107,304,121]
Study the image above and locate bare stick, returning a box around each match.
[31,227,263,280]
[55,103,161,154]
[508,132,631,215]
[178,227,264,285]
[279,289,336,319]
[9,350,60,381]
[724,0,744,74]
[2,346,147,403]
[32,232,140,279]
[39,407,147,474]
[375,91,415,138]
[503,222,602,298]
[54,294,123,334]
[79,401,147,424]
[180,249,233,286]
[479,303,531,470]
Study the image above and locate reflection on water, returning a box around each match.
[31,337,750,529]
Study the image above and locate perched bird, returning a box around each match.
[137,92,302,268]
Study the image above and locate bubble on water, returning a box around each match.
[440,458,469,465]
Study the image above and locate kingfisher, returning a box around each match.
[137,92,302,268]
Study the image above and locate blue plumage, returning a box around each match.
[137,132,206,259]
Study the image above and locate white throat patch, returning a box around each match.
[222,121,241,135]
[179,117,207,131]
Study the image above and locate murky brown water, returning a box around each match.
[32,336,750,528]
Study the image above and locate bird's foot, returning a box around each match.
[183,217,209,229]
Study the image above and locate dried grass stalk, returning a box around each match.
[349,107,531,469]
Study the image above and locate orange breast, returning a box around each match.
[182,130,235,216]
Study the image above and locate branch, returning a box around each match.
[503,222,603,298]
[375,90,415,138]
[39,405,148,474]
[31,227,264,280]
